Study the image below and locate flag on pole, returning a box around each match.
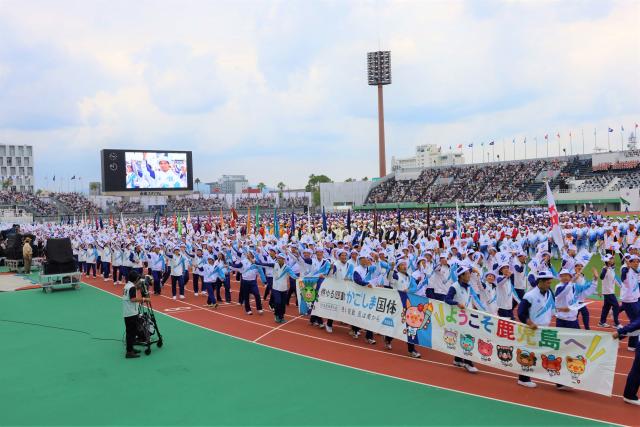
[489,141,495,145]
[456,144,462,149]
[274,207,279,237]
[120,212,125,231]
[290,210,296,236]
[219,207,224,228]
[468,143,473,148]
[544,134,548,140]
[346,209,351,235]
[99,216,104,230]
[247,207,251,235]
[621,125,624,132]
[373,206,378,234]
[608,127,614,133]
[255,205,260,231]
[426,203,431,235]
[230,208,238,229]
[109,214,113,228]
[307,207,311,233]
[322,206,327,232]
[178,214,183,236]
[396,207,401,231]
[455,202,462,238]
[546,181,564,250]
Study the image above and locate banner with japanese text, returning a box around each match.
[298,278,618,396]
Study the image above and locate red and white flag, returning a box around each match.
[546,182,564,250]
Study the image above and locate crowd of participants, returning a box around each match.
[109,200,144,213]
[236,196,276,209]
[279,196,310,208]
[15,206,640,405]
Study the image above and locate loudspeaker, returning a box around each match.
[43,261,76,275]
[6,233,22,260]
[45,238,74,264]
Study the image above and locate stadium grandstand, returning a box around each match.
[361,149,640,212]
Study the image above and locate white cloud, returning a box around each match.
[0,0,637,189]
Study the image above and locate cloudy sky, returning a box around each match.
[0,0,638,190]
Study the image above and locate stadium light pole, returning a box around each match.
[367,51,391,178]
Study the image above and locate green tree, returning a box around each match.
[257,182,266,193]
[195,177,201,192]
[305,174,332,206]
[362,177,369,181]
[277,182,285,199]
[345,178,354,182]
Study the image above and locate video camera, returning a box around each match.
[134,274,154,298]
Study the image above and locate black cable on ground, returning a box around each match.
[0,319,124,343]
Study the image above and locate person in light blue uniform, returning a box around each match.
[613,316,640,405]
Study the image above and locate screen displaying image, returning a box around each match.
[125,151,188,189]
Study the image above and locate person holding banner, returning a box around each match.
[517,270,568,388]
[496,263,515,320]
[385,260,422,358]
[351,255,377,345]
[613,316,640,405]
[620,255,640,351]
[445,265,479,373]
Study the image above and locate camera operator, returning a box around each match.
[122,270,150,359]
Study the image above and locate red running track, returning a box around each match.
[80,275,636,426]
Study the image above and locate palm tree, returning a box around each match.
[277,182,285,191]
[195,177,201,192]
[257,182,266,192]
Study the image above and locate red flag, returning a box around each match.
[109,214,114,227]
[173,214,177,231]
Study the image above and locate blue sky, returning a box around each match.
[0,0,638,190]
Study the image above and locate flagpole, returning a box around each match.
[524,138,527,160]
[535,137,538,159]
[558,134,561,157]
[502,138,505,161]
[621,127,624,151]
[607,129,610,152]
[569,133,573,156]
[581,128,585,155]
[546,136,549,158]
[471,145,474,164]
[513,139,515,161]
[594,128,597,152]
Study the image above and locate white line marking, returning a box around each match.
[253,315,303,343]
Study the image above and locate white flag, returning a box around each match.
[546,182,564,250]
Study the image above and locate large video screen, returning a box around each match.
[101,149,193,193]
[125,151,188,189]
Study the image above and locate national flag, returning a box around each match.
[468,143,473,148]
[544,134,548,140]
[523,137,527,144]
[52,175,56,182]
[449,145,452,150]
[456,144,462,149]
[196,215,201,233]
[621,125,625,132]
[489,141,495,145]
[290,211,296,236]
[512,138,515,143]
[322,206,327,232]
[608,127,614,133]
[569,131,572,137]
[274,207,279,237]
[396,208,401,231]
[99,216,104,230]
[71,175,76,180]
[546,182,564,250]
[480,142,484,146]
[636,123,638,129]
[556,132,560,138]
[230,208,238,228]
[109,214,114,227]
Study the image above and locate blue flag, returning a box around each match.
[322,206,327,232]
[290,211,295,236]
[608,127,614,133]
[489,141,495,145]
[274,208,279,237]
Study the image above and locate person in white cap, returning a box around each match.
[444,265,479,373]
[620,254,640,351]
[598,254,621,328]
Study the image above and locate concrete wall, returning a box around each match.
[320,181,373,212]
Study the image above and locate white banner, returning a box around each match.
[300,278,618,396]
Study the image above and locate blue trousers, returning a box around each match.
[102,262,110,279]
[214,276,231,302]
[286,277,298,306]
[240,279,262,313]
[85,263,96,277]
[171,275,185,297]
[498,308,514,320]
[426,289,445,301]
[204,282,217,305]
[622,301,640,349]
[556,318,580,329]
[151,270,162,294]
[192,274,202,293]
[120,266,130,281]
[271,289,287,319]
[600,294,620,325]
[578,305,590,330]
[112,265,120,282]
[624,344,640,400]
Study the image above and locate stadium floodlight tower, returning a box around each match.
[367,50,391,178]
